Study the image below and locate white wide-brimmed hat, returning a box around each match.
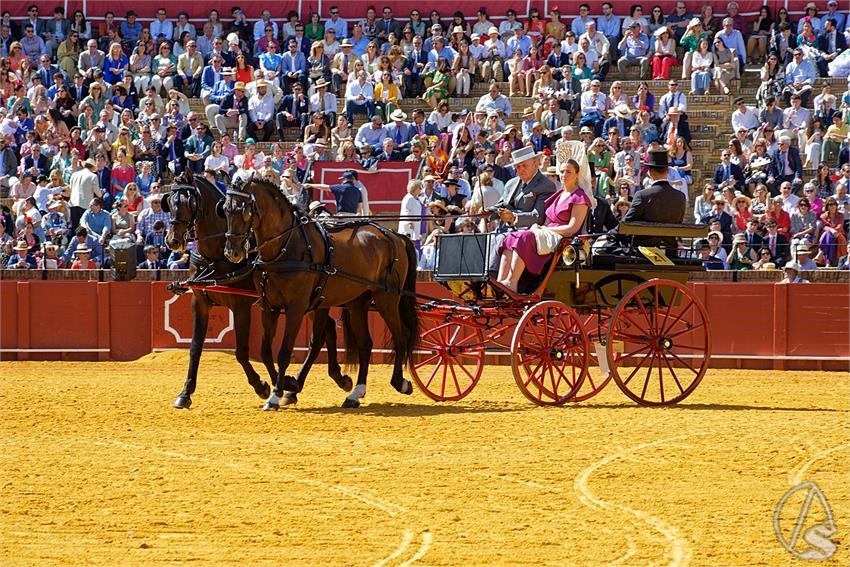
[508,145,540,167]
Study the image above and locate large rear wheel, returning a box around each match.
[607,280,710,406]
[511,301,589,406]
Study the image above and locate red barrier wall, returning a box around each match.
[1,279,847,370]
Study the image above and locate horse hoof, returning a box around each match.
[256,382,272,400]
[262,401,280,411]
[394,379,414,395]
[338,375,354,392]
[282,392,298,406]
[341,398,361,409]
[282,375,300,393]
[173,396,192,409]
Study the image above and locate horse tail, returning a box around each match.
[399,235,420,369]
[340,307,358,368]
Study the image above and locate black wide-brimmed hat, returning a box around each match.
[643,150,669,169]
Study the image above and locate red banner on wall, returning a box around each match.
[312,161,419,213]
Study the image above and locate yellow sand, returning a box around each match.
[1,353,847,566]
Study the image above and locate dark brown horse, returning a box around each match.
[164,171,351,408]
[220,176,419,409]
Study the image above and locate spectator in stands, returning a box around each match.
[731,97,760,136]
[819,197,848,265]
[783,49,815,107]
[768,135,803,195]
[276,82,310,134]
[67,158,100,230]
[617,22,650,79]
[176,40,203,98]
[7,240,36,269]
[345,71,375,123]
[138,244,163,269]
[355,115,387,153]
[247,80,275,142]
[80,197,110,244]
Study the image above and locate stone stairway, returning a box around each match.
[186,65,836,202]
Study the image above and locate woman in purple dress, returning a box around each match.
[497,159,591,291]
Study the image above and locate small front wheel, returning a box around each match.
[511,301,589,406]
[411,318,485,401]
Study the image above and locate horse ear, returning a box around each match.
[215,199,226,219]
[160,194,171,213]
[184,168,194,185]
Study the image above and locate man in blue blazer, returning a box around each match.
[767,135,803,195]
[280,39,307,94]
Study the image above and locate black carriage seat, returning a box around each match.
[590,222,708,268]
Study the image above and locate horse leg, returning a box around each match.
[264,302,308,411]
[324,311,353,392]
[173,293,210,409]
[232,300,271,400]
[284,309,333,406]
[259,308,279,384]
[373,291,414,396]
[342,295,373,408]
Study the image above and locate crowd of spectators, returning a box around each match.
[0,3,848,273]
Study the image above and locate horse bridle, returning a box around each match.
[225,188,311,261]
[166,184,199,246]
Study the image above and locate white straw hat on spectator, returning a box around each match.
[488,27,499,36]
[452,26,464,35]
[389,109,408,121]
[653,26,670,37]
[227,33,240,44]
[687,18,701,28]
[13,241,29,251]
[784,261,802,272]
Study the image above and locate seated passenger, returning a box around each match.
[497,159,590,292]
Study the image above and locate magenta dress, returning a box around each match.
[500,188,591,274]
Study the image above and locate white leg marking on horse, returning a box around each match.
[267,392,280,405]
[347,383,367,400]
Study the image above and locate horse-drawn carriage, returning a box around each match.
[165,165,711,410]
[411,221,711,407]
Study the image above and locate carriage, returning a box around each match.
[411,221,712,407]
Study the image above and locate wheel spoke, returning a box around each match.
[618,343,652,361]
[661,353,686,394]
[440,358,448,398]
[658,299,695,338]
[660,286,679,334]
[670,343,707,351]
[414,352,440,369]
[640,351,655,398]
[658,352,664,403]
[653,284,660,331]
[622,348,653,386]
[424,357,444,389]
[522,358,546,387]
[668,349,701,376]
[454,356,478,384]
[448,362,462,396]
[635,293,655,334]
[666,322,706,340]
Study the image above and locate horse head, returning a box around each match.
[222,174,300,263]
[163,180,199,252]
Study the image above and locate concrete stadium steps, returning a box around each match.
[184,63,817,205]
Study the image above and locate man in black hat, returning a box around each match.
[621,150,687,251]
[303,170,364,216]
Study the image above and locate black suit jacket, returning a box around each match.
[376,18,402,39]
[742,231,764,253]
[660,120,691,145]
[588,198,618,233]
[622,180,687,249]
[278,94,309,118]
[712,162,745,189]
[763,232,790,266]
[23,154,49,176]
[404,49,428,74]
[817,31,847,54]
[769,147,803,180]
[160,138,186,168]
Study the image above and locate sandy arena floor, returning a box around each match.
[1,353,848,566]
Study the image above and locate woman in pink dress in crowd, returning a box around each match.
[498,158,591,292]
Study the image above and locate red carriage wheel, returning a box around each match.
[607,279,711,406]
[569,310,614,402]
[511,301,589,406]
[411,318,485,401]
